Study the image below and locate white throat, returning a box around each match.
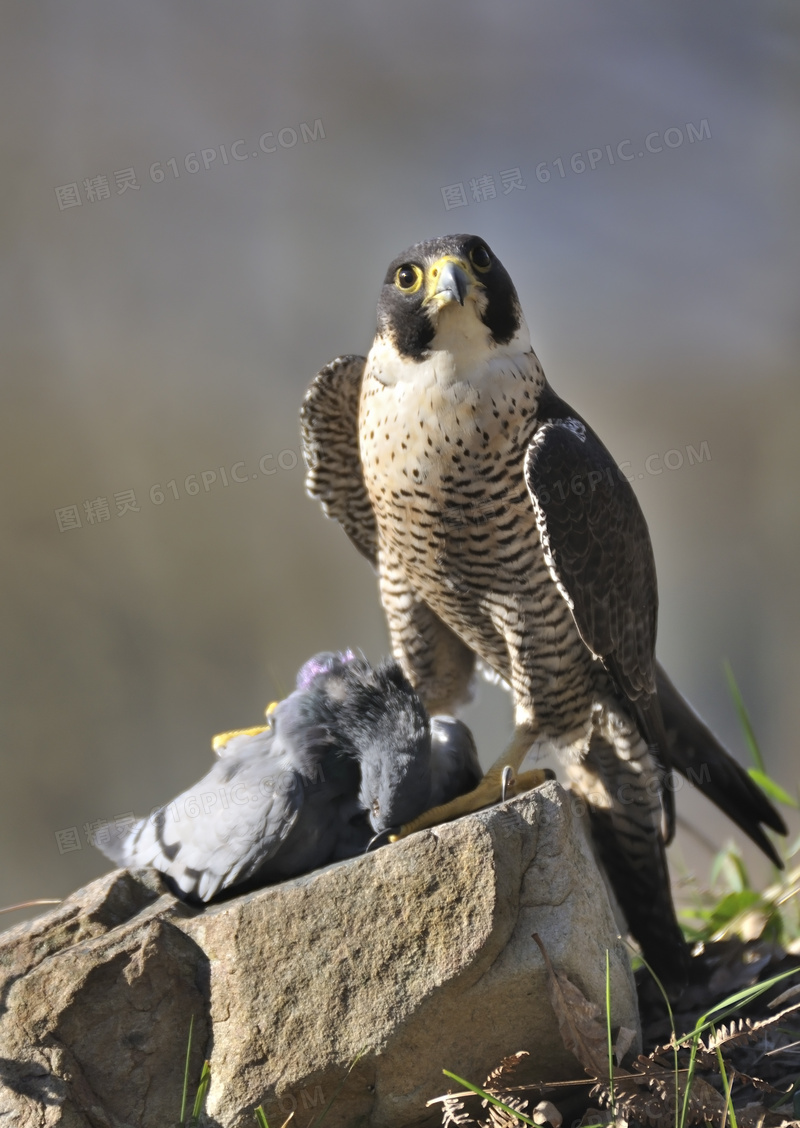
[368,306,533,390]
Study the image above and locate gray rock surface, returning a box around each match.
[0,782,641,1128]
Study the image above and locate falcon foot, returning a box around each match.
[389,765,554,839]
[389,722,551,840]
[503,767,557,800]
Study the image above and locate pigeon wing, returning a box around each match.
[99,730,305,901]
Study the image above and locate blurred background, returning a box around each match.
[1,0,798,923]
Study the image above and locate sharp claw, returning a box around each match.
[501,765,515,803]
[366,828,397,852]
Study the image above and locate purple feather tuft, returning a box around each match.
[296,650,357,690]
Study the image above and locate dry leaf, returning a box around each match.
[485,1094,531,1127]
[736,1101,797,1128]
[768,982,800,1009]
[484,1052,530,1089]
[614,1026,637,1063]
[441,1092,473,1126]
[532,933,609,1079]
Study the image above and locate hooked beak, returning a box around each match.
[429,259,471,307]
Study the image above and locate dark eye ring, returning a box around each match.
[469,244,491,272]
[395,264,423,292]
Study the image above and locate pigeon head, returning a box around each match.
[331,659,434,833]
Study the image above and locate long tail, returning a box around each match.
[656,663,787,866]
[568,737,690,998]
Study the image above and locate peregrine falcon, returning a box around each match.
[98,652,482,901]
[301,234,786,991]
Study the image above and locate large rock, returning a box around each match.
[0,868,208,1127]
[0,782,640,1128]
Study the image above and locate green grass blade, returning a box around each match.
[709,845,735,891]
[696,889,763,940]
[605,948,615,1118]
[667,963,797,1128]
[713,1030,739,1128]
[624,942,679,1128]
[747,769,799,809]
[442,1070,538,1127]
[729,850,752,892]
[679,968,797,1044]
[180,1015,194,1125]
[723,660,764,773]
[254,1106,270,1128]
[679,1028,701,1128]
[189,1060,210,1124]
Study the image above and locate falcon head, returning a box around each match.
[374,234,530,364]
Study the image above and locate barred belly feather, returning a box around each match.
[359,352,597,758]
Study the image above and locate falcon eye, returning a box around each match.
[395,264,423,293]
[469,244,492,272]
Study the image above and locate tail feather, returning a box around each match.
[568,738,690,998]
[656,663,787,867]
[633,691,676,842]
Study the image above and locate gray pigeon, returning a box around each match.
[98,652,481,901]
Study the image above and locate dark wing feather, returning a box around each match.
[523,413,657,703]
[523,404,677,836]
[300,355,378,566]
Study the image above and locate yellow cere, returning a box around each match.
[424,255,482,300]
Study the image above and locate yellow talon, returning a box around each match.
[504,768,556,799]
